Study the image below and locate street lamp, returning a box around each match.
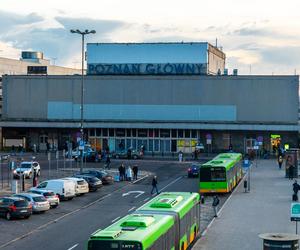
[70,29,96,173]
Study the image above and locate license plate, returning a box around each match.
[20,210,27,213]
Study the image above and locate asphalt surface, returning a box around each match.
[0,158,211,250]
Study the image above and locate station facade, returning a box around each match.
[0,43,299,154]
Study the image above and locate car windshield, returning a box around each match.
[14,200,28,207]
[44,192,55,197]
[90,177,99,182]
[20,163,31,169]
[33,196,46,202]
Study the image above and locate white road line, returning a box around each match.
[159,176,183,192]
[144,197,150,202]
[201,171,249,237]
[111,216,121,223]
[128,206,136,212]
[132,174,149,184]
[67,243,78,250]
[134,193,144,198]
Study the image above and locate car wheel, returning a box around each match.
[5,212,11,220]
[188,174,192,178]
[24,215,30,219]
[51,205,58,209]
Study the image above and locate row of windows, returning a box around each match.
[89,128,198,138]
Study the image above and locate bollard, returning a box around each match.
[244,180,248,192]
[201,195,205,204]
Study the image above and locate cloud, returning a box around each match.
[0,11,126,66]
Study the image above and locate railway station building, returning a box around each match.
[0,43,299,154]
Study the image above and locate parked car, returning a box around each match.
[65,147,95,159]
[112,150,141,159]
[28,189,60,208]
[0,197,32,220]
[13,161,41,179]
[62,177,89,195]
[78,170,114,185]
[75,151,100,162]
[187,164,200,178]
[13,193,50,213]
[30,179,76,200]
[73,175,102,192]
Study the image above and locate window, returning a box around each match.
[116,129,125,137]
[132,129,137,137]
[102,129,108,137]
[149,129,154,137]
[89,129,95,137]
[191,130,197,138]
[109,129,115,137]
[184,130,190,138]
[126,129,131,137]
[154,129,159,137]
[211,167,226,181]
[154,139,159,151]
[160,129,170,138]
[178,130,183,138]
[171,129,177,138]
[96,129,101,137]
[171,140,177,152]
[149,140,154,151]
[137,129,147,137]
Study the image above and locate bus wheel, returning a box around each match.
[181,242,184,250]
[194,227,197,241]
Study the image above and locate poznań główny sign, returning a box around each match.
[87,63,207,75]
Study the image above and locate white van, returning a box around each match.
[31,179,76,200]
[62,177,89,195]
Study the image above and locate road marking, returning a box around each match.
[132,174,149,184]
[122,191,145,197]
[112,216,121,223]
[144,197,150,202]
[67,243,78,250]
[158,176,183,193]
[128,206,136,212]
[201,173,248,237]
[134,193,144,198]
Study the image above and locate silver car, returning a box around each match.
[13,193,50,213]
[28,189,60,208]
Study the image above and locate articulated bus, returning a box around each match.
[199,153,242,194]
[87,192,200,250]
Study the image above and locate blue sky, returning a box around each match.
[0,0,300,75]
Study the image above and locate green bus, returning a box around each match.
[199,153,242,194]
[87,192,200,250]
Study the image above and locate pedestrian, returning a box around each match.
[133,165,138,180]
[118,164,123,181]
[278,155,283,169]
[293,180,300,201]
[212,195,220,217]
[179,151,183,162]
[126,166,133,181]
[286,155,294,180]
[127,148,132,159]
[121,163,126,181]
[105,155,111,169]
[151,176,159,195]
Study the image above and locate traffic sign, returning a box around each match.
[79,140,84,150]
[291,203,300,221]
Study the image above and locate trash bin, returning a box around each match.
[259,233,300,250]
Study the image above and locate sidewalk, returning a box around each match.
[194,159,296,250]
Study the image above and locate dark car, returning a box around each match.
[73,175,102,192]
[188,164,200,178]
[112,150,141,159]
[75,151,100,162]
[79,170,114,185]
[0,197,32,220]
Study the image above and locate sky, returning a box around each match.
[0,0,300,75]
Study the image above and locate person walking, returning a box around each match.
[126,166,133,181]
[118,164,123,181]
[151,176,159,195]
[133,165,138,180]
[286,155,294,180]
[212,195,220,217]
[121,163,126,181]
[105,155,111,169]
[278,155,283,169]
[293,180,300,201]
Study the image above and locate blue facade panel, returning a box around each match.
[47,102,237,121]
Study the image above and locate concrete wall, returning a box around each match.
[2,75,298,124]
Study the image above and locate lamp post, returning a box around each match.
[70,29,96,173]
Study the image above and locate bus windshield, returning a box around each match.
[88,240,142,250]
[200,167,226,182]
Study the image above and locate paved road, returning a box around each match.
[0,160,204,250]
[194,159,296,250]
